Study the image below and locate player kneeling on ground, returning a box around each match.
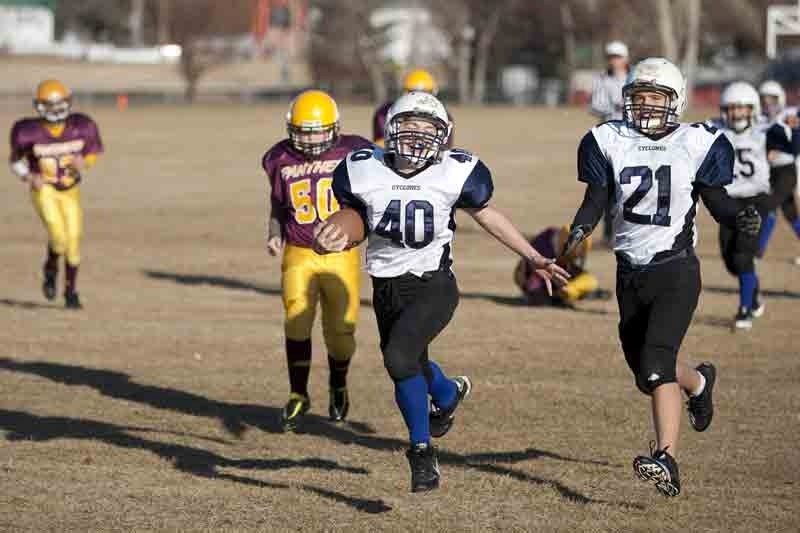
[513,225,611,306]
[262,90,372,431]
[314,92,569,493]
[564,58,760,497]
[9,80,104,309]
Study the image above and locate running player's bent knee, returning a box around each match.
[383,347,420,382]
[324,331,355,361]
[731,252,754,275]
[635,350,678,395]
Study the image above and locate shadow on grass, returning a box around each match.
[703,285,800,300]
[0,357,640,509]
[142,269,375,307]
[459,292,612,315]
[0,299,64,311]
[0,408,390,514]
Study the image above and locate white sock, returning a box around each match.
[690,372,706,397]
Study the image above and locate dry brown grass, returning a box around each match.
[0,104,798,532]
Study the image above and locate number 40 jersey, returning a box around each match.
[580,120,735,266]
[332,147,493,278]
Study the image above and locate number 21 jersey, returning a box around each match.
[333,147,493,277]
[579,121,734,265]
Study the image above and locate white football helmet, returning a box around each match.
[384,91,452,169]
[622,57,687,135]
[605,41,629,59]
[720,82,760,132]
[758,80,786,120]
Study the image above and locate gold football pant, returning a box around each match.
[559,271,599,303]
[31,184,82,266]
[281,244,361,361]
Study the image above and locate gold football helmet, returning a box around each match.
[402,69,438,95]
[286,90,340,157]
[34,80,72,123]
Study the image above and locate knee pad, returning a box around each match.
[48,234,67,256]
[635,346,677,395]
[284,302,315,341]
[383,346,421,382]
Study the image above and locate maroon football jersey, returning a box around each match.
[10,113,103,190]
[263,134,372,248]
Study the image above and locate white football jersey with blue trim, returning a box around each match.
[580,120,734,265]
[716,125,771,199]
[333,147,493,277]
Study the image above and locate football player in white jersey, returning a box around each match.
[314,91,569,493]
[714,82,799,328]
[562,58,761,497]
[757,80,800,265]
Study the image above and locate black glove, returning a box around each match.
[735,205,761,237]
[560,224,592,259]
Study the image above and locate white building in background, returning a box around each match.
[370,5,450,67]
[0,3,54,51]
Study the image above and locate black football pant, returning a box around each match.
[719,196,769,276]
[617,252,701,395]
[372,270,459,382]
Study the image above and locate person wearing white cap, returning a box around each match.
[590,41,630,244]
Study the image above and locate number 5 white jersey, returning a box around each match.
[717,125,771,199]
[332,147,493,278]
[580,120,734,266]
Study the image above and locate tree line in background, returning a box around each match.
[52,0,785,102]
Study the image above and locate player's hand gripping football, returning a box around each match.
[313,221,349,254]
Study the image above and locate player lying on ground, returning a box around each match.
[513,225,611,306]
[757,80,800,266]
[710,82,800,329]
[314,91,569,493]
[563,58,761,497]
[262,90,372,431]
[9,80,104,310]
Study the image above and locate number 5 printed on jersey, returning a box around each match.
[289,178,339,224]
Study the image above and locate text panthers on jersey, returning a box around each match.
[580,120,734,265]
[332,147,493,277]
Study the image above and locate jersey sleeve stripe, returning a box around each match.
[577,131,613,187]
[695,134,734,187]
[455,159,493,208]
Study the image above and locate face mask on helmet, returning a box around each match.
[721,104,754,133]
[623,85,678,135]
[288,122,339,157]
[385,112,449,170]
[34,97,71,123]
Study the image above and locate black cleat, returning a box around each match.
[281,393,310,432]
[406,442,440,493]
[329,387,349,422]
[64,292,83,310]
[633,443,681,497]
[733,306,754,330]
[430,376,471,438]
[42,274,57,301]
[687,363,716,432]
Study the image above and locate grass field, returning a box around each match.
[0,104,798,532]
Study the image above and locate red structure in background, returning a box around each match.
[252,0,307,52]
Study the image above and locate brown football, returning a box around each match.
[325,207,366,245]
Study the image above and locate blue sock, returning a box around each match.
[739,272,757,310]
[427,360,457,410]
[792,218,800,240]
[394,374,430,446]
[758,212,777,256]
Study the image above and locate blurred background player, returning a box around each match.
[713,82,795,329]
[316,91,568,493]
[757,80,800,264]
[372,69,439,147]
[513,225,610,306]
[566,57,760,497]
[9,80,103,310]
[590,41,631,246]
[262,89,372,431]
